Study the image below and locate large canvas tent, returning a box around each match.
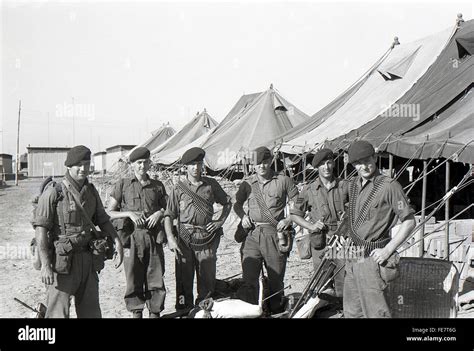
[151,109,218,157]
[328,19,474,164]
[201,85,309,170]
[275,24,455,154]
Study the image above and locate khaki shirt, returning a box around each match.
[110,175,167,215]
[235,170,298,223]
[290,177,349,233]
[33,177,110,236]
[165,176,230,226]
[351,171,415,241]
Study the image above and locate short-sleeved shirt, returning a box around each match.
[351,171,415,242]
[165,176,230,226]
[32,177,110,237]
[235,170,299,223]
[110,175,167,215]
[290,177,349,233]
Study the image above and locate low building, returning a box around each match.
[0,154,13,175]
[93,151,107,174]
[105,145,135,173]
[27,146,71,177]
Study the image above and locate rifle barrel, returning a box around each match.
[14,298,38,313]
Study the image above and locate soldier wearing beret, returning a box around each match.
[32,145,124,318]
[163,147,232,311]
[235,146,299,314]
[108,147,176,318]
[290,148,349,300]
[342,140,415,318]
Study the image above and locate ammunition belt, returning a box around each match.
[179,224,218,250]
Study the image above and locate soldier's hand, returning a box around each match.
[311,220,326,232]
[145,211,163,229]
[241,215,253,229]
[206,220,223,233]
[167,237,182,259]
[129,211,146,227]
[41,265,54,285]
[277,218,290,231]
[370,248,391,265]
[113,237,124,268]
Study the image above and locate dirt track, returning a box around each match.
[0,178,312,318]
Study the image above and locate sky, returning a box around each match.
[1,0,473,156]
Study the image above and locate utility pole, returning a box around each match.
[47,112,50,147]
[72,97,76,145]
[15,100,21,186]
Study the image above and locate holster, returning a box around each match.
[113,218,133,249]
[379,251,400,284]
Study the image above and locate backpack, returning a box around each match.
[30,176,64,270]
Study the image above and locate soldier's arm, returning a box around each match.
[35,226,54,285]
[211,179,232,225]
[278,177,299,230]
[233,181,250,219]
[290,186,316,231]
[145,183,167,228]
[107,181,146,227]
[32,187,57,285]
[370,181,416,264]
[162,187,181,256]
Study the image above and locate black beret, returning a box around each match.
[181,147,205,165]
[65,145,91,167]
[311,148,334,168]
[348,140,375,163]
[253,146,272,164]
[129,147,150,162]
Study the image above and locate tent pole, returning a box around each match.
[445,160,450,261]
[302,154,306,184]
[243,158,248,178]
[389,154,393,178]
[419,160,427,257]
[344,152,348,179]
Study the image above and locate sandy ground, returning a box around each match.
[1,178,473,318]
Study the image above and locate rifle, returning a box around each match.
[289,235,339,318]
[14,297,47,318]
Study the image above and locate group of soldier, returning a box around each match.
[32,139,415,318]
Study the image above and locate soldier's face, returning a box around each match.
[187,161,202,177]
[68,160,90,182]
[353,155,377,179]
[318,159,335,179]
[132,159,150,176]
[256,158,272,177]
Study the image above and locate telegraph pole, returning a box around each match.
[15,100,21,186]
[72,97,76,145]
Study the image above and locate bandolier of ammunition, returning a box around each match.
[250,181,279,227]
[348,176,390,257]
[176,181,218,249]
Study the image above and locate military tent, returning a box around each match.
[201,85,309,170]
[276,24,455,154]
[327,19,474,164]
[151,109,218,157]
